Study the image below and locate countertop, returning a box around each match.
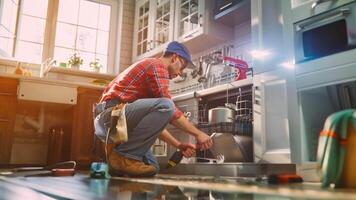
[0,72,107,90]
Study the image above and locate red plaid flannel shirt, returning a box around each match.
[100,58,183,121]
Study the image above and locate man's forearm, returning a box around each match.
[159,129,180,148]
[171,116,203,138]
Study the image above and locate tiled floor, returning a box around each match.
[0,173,356,199]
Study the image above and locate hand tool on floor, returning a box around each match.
[166,133,218,168]
[0,161,76,177]
[235,174,303,184]
[266,174,303,184]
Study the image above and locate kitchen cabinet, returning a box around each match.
[253,69,296,163]
[133,0,175,60]
[132,0,234,61]
[175,0,203,43]
[174,0,233,54]
[71,87,104,167]
[0,77,18,164]
[150,0,175,56]
[132,0,151,60]
[251,0,294,74]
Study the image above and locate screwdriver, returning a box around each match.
[166,133,217,169]
[166,150,184,169]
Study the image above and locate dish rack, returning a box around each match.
[235,88,253,122]
[170,71,238,96]
[198,121,253,137]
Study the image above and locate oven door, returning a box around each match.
[294,1,356,63]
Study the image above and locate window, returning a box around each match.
[0,0,118,74]
[54,0,112,72]
[0,0,19,57]
[15,0,48,63]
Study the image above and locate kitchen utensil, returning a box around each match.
[166,133,218,168]
[210,133,253,162]
[208,107,236,123]
[195,154,225,164]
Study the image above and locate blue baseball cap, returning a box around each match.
[165,41,196,69]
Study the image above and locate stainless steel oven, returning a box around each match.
[294,1,356,63]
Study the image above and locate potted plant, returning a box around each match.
[89,58,102,73]
[68,53,83,69]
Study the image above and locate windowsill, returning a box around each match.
[0,57,116,80]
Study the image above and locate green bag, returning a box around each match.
[317,109,356,188]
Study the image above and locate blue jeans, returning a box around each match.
[94,98,175,171]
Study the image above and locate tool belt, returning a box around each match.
[93,99,128,145]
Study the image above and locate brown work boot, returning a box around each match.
[109,152,157,177]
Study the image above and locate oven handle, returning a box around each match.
[296,8,350,31]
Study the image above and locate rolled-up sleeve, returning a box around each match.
[146,63,183,121]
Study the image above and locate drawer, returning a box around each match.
[0,77,18,95]
[0,95,16,120]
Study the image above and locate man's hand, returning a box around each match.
[177,143,196,158]
[196,132,213,150]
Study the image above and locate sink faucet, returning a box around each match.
[40,58,56,78]
[197,52,223,83]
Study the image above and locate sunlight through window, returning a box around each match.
[15,0,48,63]
[54,0,111,72]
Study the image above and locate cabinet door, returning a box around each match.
[133,0,153,59]
[253,70,291,163]
[0,78,18,163]
[175,0,203,42]
[71,87,103,166]
[0,120,14,163]
[151,0,175,51]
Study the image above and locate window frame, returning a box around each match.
[0,0,4,56]
[1,0,119,74]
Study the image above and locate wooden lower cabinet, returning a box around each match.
[71,87,105,167]
[0,77,18,164]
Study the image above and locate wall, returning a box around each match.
[117,0,135,73]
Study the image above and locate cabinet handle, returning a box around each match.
[0,119,10,122]
[148,40,155,51]
[199,14,203,26]
[0,92,13,96]
[254,99,260,105]
[184,34,193,39]
[184,30,199,39]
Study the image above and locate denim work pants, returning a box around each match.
[94,98,174,171]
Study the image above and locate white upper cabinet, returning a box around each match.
[133,0,235,61]
[133,0,174,61]
[174,0,202,43]
[133,0,152,60]
[174,0,233,54]
[150,0,175,56]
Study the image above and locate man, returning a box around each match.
[94,41,213,177]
